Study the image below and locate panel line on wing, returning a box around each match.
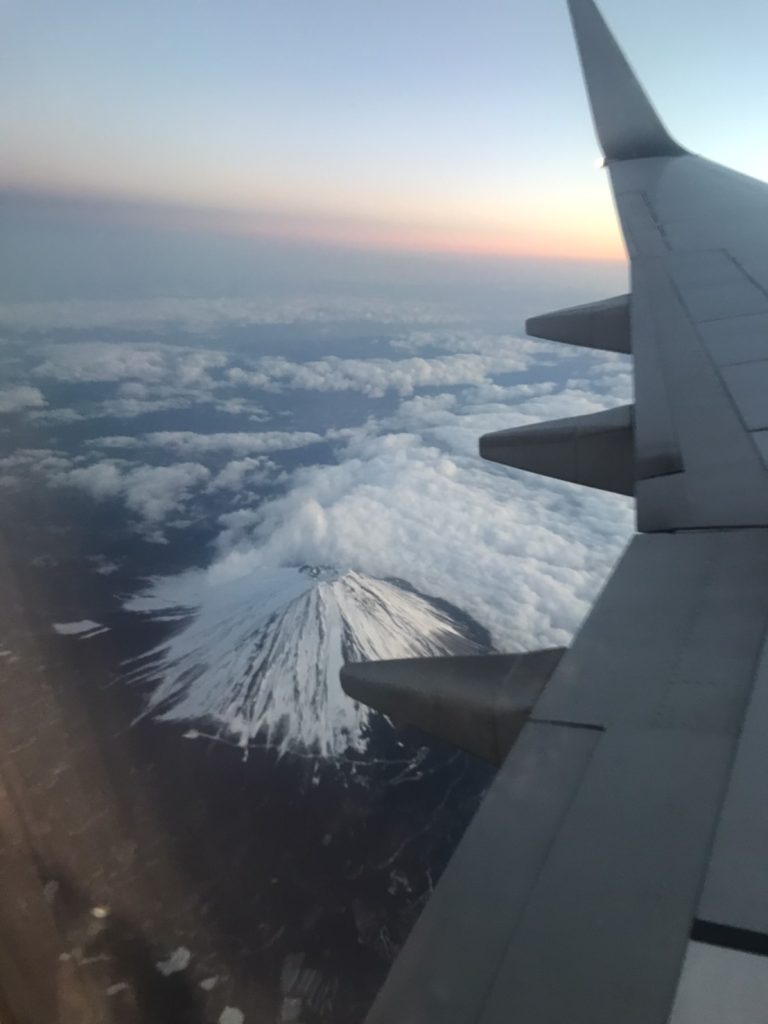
[662,266,768,478]
[726,252,768,303]
[527,719,605,733]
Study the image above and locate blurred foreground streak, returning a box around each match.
[0,542,210,1024]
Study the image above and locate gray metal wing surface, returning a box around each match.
[341,2,768,1020]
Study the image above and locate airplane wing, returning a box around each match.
[341,1,768,1021]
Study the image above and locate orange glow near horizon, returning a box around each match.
[247,214,625,262]
[179,191,626,263]
[2,177,626,264]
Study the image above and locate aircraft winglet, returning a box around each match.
[567,0,686,161]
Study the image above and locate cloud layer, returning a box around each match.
[93,431,324,456]
[227,342,537,398]
[0,292,642,762]
[208,428,633,652]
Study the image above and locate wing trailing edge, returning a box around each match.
[567,0,686,161]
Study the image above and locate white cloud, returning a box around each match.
[229,340,536,398]
[0,385,46,413]
[32,342,228,388]
[15,325,556,433]
[389,328,558,358]
[28,391,268,426]
[65,462,125,499]
[209,457,280,491]
[34,344,170,384]
[209,429,634,652]
[0,448,73,475]
[122,463,211,522]
[4,448,212,537]
[50,458,211,535]
[87,436,141,449]
[0,296,449,334]
[340,366,629,465]
[26,407,85,424]
[91,430,324,456]
[212,397,269,420]
[94,396,195,419]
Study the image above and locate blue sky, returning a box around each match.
[2,0,768,262]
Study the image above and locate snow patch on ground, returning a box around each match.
[155,946,191,976]
[219,1009,245,1024]
[52,620,110,638]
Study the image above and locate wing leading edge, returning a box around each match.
[342,3,768,1021]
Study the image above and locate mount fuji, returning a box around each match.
[126,565,491,756]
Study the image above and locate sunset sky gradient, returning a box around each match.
[3,0,768,264]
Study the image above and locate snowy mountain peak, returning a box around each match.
[126,565,489,756]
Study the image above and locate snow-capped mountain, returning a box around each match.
[126,565,489,756]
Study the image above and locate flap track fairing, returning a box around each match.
[341,650,565,765]
[480,404,635,496]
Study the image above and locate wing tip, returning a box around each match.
[568,0,687,161]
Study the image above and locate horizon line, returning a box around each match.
[1,182,626,265]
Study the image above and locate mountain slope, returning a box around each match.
[126,566,489,756]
